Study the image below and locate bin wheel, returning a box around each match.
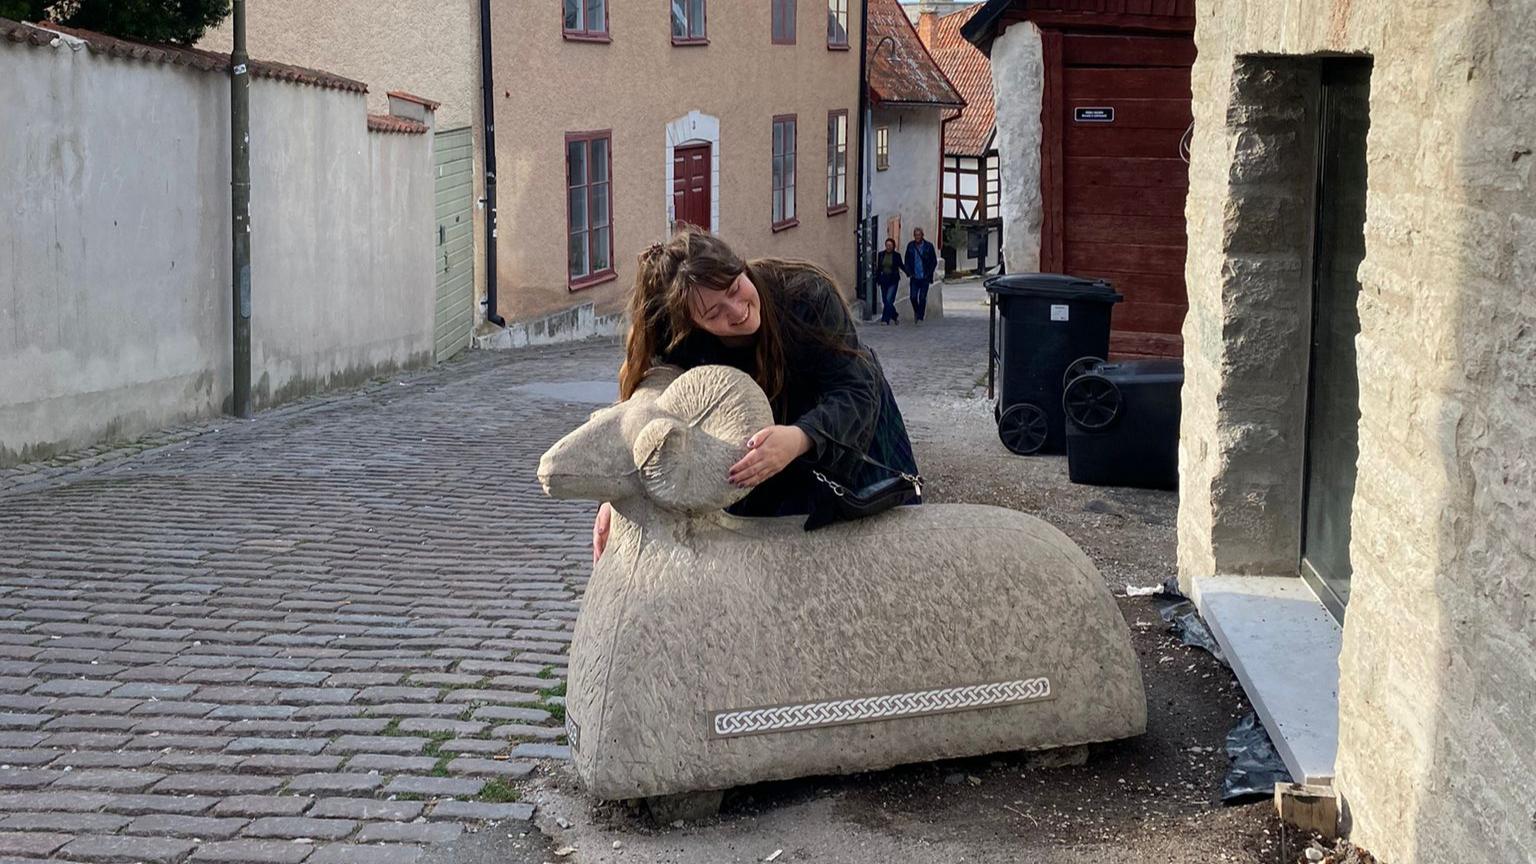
[998,403,1050,455]
[1063,356,1106,388]
[1063,374,1122,431]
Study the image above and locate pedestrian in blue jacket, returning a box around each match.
[903,228,939,323]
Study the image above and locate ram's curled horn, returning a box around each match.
[633,366,776,515]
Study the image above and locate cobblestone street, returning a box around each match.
[0,281,1269,863]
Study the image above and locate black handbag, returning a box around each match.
[804,442,924,532]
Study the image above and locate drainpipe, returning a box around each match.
[229,0,252,417]
[478,0,506,328]
[855,4,876,320]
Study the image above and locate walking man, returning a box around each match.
[904,227,939,323]
[875,238,906,324]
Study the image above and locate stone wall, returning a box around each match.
[1179,2,1536,862]
[987,21,1043,274]
[0,25,436,465]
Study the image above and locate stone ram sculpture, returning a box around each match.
[537,365,1146,806]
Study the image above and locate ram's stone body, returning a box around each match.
[538,365,1145,801]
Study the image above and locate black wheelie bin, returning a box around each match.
[985,274,1122,455]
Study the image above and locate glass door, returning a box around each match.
[1301,60,1371,623]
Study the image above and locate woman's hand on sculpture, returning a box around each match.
[730,425,812,488]
[593,502,612,564]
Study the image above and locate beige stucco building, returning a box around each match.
[491,1,865,328]
[207,2,865,345]
[1171,2,1532,863]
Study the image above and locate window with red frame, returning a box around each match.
[826,110,848,213]
[772,116,798,229]
[772,0,796,44]
[567,132,613,286]
[672,0,706,43]
[827,0,848,47]
[563,0,608,39]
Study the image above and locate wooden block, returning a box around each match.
[1275,782,1339,840]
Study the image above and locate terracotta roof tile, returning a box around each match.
[866,0,963,108]
[0,17,367,94]
[387,90,440,111]
[367,113,429,134]
[924,5,995,156]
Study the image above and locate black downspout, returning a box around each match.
[854,0,873,320]
[478,0,505,328]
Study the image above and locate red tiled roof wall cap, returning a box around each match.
[0,16,367,94]
[367,114,429,135]
[866,0,964,108]
[925,4,995,157]
[387,90,440,111]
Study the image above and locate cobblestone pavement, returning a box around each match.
[0,342,628,863]
[0,278,1044,864]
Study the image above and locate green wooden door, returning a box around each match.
[434,127,476,361]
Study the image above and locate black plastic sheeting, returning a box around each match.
[1221,711,1294,803]
[1139,580,1291,802]
[1151,577,1227,666]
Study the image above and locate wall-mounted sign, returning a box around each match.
[1074,107,1114,123]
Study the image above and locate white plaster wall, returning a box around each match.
[0,34,435,465]
[989,22,1043,273]
[245,80,436,405]
[869,106,943,243]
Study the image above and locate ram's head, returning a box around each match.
[536,365,776,515]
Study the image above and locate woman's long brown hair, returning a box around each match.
[618,227,859,410]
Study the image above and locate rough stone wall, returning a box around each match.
[1179,2,1536,862]
[988,21,1044,273]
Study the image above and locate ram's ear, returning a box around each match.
[632,417,751,515]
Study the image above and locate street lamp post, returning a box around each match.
[230,0,252,418]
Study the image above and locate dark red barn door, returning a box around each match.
[673,142,712,231]
[1041,32,1194,357]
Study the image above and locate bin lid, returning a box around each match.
[984,273,1123,303]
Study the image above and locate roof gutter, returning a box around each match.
[477,0,506,328]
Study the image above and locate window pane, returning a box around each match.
[591,226,610,273]
[785,175,796,219]
[564,0,580,30]
[786,151,795,186]
[773,188,783,224]
[568,186,587,232]
[591,181,609,228]
[690,0,705,37]
[586,0,604,31]
[671,0,686,37]
[773,155,784,193]
[569,231,588,277]
[773,122,784,157]
[590,138,608,183]
[567,141,586,187]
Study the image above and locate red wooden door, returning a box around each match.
[673,143,712,231]
[1042,32,1194,357]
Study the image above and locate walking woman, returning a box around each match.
[874,237,907,325]
[592,227,920,562]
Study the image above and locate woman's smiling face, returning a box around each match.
[689,271,761,340]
